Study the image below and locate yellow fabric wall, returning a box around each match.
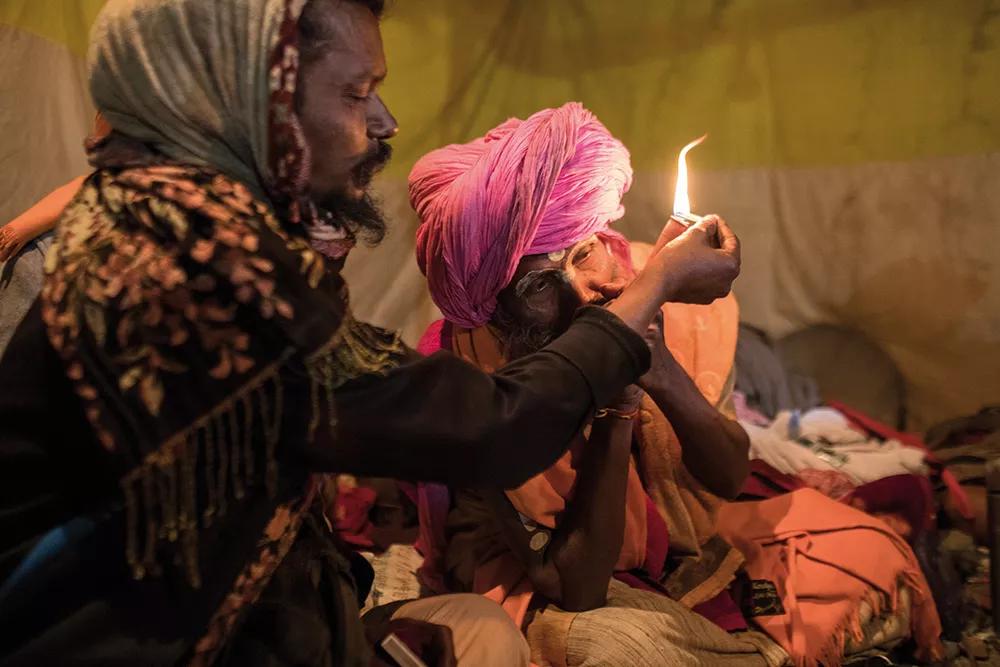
[2,1,997,428]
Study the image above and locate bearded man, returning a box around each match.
[0,2,746,666]
[411,103,788,666]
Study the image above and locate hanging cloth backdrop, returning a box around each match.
[1,0,998,429]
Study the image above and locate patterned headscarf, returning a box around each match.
[89,0,353,255]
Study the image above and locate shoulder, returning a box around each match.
[43,167,343,421]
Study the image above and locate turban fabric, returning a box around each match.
[410,102,634,328]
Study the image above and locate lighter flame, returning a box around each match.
[673,134,707,216]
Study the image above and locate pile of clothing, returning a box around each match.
[736,323,1000,665]
[734,322,956,525]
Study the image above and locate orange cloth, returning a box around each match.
[716,489,943,667]
[451,322,649,628]
[635,295,740,565]
[450,291,741,627]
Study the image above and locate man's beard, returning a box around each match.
[316,140,393,245]
[491,302,558,361]
[491,292,613,361]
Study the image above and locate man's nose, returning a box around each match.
[580,276,628,304]
[368,93,398,140]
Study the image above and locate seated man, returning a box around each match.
[0,114,108,356]
[0,172,89,356]
[409,102,786,666]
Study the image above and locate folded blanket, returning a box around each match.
[716,489,942,667]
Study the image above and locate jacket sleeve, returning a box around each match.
[302,306,650,488]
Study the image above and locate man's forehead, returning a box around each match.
[513,252,561,277]
[308,0,386,80]
[513,235,600,272]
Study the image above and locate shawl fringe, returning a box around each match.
[122,358,289,588]
[123,318,406,588]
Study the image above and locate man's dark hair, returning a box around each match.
[351,0,385,17]
[299,0,385,62]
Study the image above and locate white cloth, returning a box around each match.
[744,408,927,484]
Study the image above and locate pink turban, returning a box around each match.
[410,102,634,328]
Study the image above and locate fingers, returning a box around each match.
[662,216,716,252]
[690,215,718,238]
[658,213,723,254]
[715,217,741,265]
[651,217,689,254]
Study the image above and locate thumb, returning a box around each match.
[715,218,741,264]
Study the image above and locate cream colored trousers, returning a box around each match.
[393,593,531,667]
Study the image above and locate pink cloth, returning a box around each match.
[415,318,448,357]
[410,102,634,328]
[415,482,451,594]
[718,490,943,667]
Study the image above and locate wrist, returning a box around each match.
[646,251,681,303]
[639,364,679,397]
[595,406,640,421]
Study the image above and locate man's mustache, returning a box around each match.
[353,140,393,184]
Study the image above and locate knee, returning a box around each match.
[446,594,530,666]
[396,594,530,667]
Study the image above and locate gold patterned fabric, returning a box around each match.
[41,164,385,587]
[37,163,410,666]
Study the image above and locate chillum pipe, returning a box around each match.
[670,212,727,249]
[669,212,703,228]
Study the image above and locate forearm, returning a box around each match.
[606,269,666,334]
[545,417,633,610]
[305,308,649,487]
[644,358,749,499]
[605,253,688,334]
[11,175,86,237]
